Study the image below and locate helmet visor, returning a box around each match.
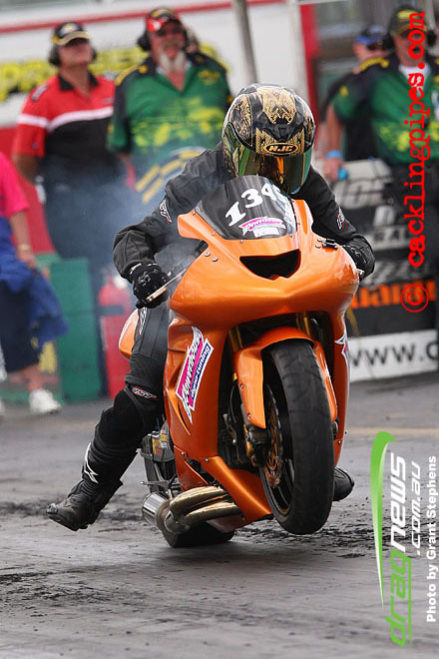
[235,143,312,194]
[223,125,312,194]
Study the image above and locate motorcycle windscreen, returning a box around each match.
[195,175,296,240]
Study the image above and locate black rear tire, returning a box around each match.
[260,340,334,534]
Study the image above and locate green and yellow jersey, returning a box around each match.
[332,53,439,165]
[107,51,232,206]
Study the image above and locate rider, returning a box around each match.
[48,84,375,532]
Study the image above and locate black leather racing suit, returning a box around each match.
[86,143,374,488]
[114,142,374,279]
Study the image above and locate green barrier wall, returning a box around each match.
[50,257,101,401]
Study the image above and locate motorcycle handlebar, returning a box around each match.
[145,268,187,305]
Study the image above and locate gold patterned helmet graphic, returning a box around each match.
[222,84,315,194]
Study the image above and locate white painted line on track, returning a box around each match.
[347,427,439,437]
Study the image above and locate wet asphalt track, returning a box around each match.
[1,372,438,658]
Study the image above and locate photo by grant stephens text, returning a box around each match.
[426,456,437,624]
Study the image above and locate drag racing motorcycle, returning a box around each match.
[119,175,359,547]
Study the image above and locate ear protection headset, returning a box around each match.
[48,44,97,66]
[137,27,188,52]
[381,29,436,51]
[137,31,153,52]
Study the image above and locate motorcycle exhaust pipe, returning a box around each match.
[169,485,230,517]
[180,500,241,526]
[142,491,168,526]
[143,486,242,535]
[158,499,241,535]
[142,486,228,525]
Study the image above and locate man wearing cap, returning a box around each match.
[326,5,439,351]
[326,7,439,179]
[107,7,232,213]
[319,24,388,180]
[12,22,127,296]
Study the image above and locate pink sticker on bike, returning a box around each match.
[176,327,213,422]
[240,216,285,237]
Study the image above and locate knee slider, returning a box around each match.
[99,387,157,443]
[121,385,160,434]
[125,385,161,435]
[125,384,159,412]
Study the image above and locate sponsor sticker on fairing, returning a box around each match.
[239,216,285,238]
[176,327,213,422]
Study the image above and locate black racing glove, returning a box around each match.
[129,262,169,308]
[342,236,375,280]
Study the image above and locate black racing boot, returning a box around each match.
[46,476,122,531]
[47,386,159,531]
[333,467,354,501]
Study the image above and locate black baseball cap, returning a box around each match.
[52,22,90,46]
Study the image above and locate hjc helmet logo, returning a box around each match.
[264,143,299,155]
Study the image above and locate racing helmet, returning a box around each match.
[222,84,315,194]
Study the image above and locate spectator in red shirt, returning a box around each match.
[12,22,129,298]
[0,153,67,416]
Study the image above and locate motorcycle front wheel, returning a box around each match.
[260,340,334,535]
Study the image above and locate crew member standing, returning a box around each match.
[107,7,232,214]
[12,22,129,299]
[319,24,388,179]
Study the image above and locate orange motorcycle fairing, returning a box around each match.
[162,194,357,528]
[122,176,359,539]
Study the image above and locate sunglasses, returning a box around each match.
[366,41,384,51]
[155,26,184,38]
[61,38,90,48]
[399,29,426,40]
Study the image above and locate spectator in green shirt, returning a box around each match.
[107,7,232,214]
[326,5,439,276]
[319,24,388,173]
[328,8,439,173]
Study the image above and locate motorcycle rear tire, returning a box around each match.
[260,340,334,535]
[157,515,235,548]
